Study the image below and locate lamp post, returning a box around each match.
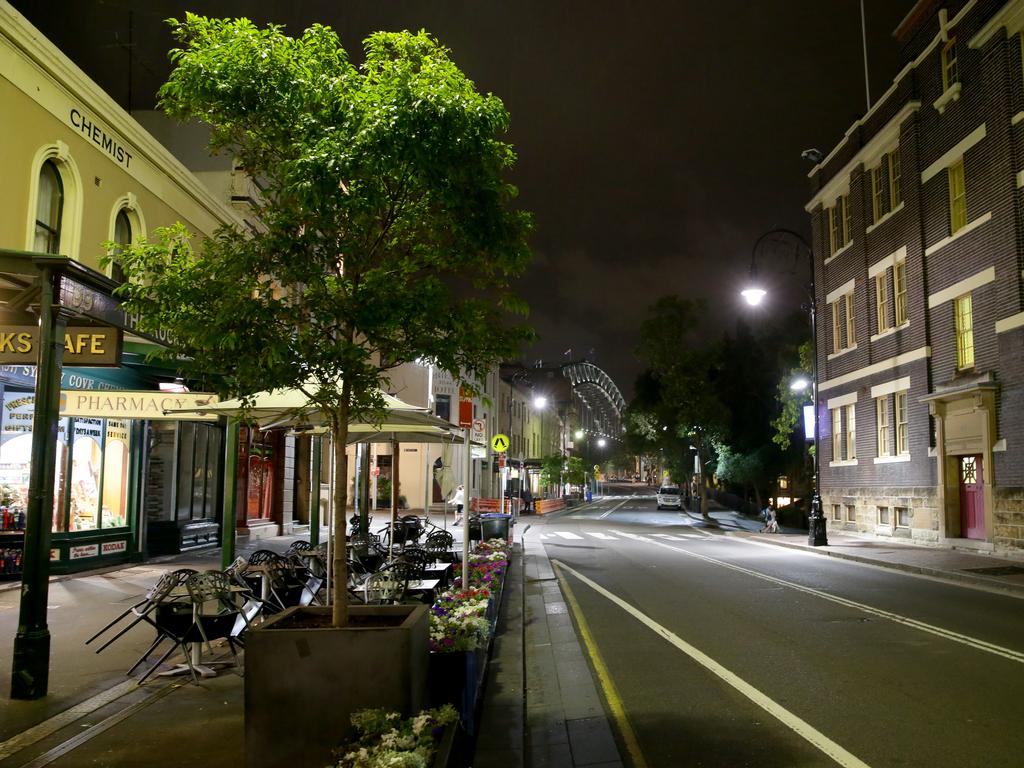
[742,227,827,547]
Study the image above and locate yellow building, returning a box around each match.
[0,2,244,574]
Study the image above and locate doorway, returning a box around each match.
[958,454,985,539]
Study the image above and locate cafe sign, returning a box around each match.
[59,391,220,421]
[0,326,122,366]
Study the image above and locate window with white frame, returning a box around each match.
[871,166,884,223]
[948,158,967,235]
[845,293,856,346]
[894,260,908,325]
[942,38,959,92]
[955,293,975,370]
[845,404,856,460]
[831,408,842,461]
[845,504,856,522]
[831,301,842,354]
[875,273,890,334]
[827,194,851,255]
[869,147,902,225]
[895,391,909,456]
[878,506,891,526]
[830,289,856,354]
[876,397,890,457]
[889,149,902,209]
[830,401,856,463]
[896,506,910,528]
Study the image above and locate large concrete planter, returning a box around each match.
[244,604,429,768]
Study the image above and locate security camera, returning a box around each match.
[801,148,823,164]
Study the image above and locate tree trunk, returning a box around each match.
[331,395,351,628]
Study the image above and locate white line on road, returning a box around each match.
[552,560,872,768]
[553,531,584,540]
[587,532,618,540]
[598,499,631,519]
[640,537,1024,665]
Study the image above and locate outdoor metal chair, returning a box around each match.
[133,570,247,683]
[360,564,410,605]
[86,568,196,654]
[424,530,455,561]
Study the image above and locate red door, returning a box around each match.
[958,454,985,539]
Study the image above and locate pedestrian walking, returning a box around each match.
[761,503,779,533]
[450,484,465,525]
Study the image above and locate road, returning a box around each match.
[530,483,1024,768]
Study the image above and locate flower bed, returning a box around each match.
[426,539,510,735]
[330,705,457,768]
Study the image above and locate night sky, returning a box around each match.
[12,1,918,398]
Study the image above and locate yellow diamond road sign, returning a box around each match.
[491,433,510,452]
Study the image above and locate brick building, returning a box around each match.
[806,0,1024,555]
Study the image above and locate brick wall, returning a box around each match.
[810,0,1024,553]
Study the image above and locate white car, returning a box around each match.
[656,485,682,510]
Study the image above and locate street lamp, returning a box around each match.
[743,227,827,547]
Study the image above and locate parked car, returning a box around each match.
[656,485,682,510]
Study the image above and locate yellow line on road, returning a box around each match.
[553,561,649,768]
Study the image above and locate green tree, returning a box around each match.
[564,456,586,487]
[772,340,813,450]
[113,17,532,626]
[539,455,564,491]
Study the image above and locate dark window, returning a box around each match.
[110,209,130,282]
[34,160,63,254]
[435,394,451,421]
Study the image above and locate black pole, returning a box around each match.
[747,228,827,546]
[11,268,69,699]
[806,250,827,546]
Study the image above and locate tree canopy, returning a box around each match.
[111,16,533,625]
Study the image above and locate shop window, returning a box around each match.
[0,393,133,533]
[102,420,129,528]
[70,419,103,531]
[34,160,63,254]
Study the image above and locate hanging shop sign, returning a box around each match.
[59,391,220,421]
[0,326,122,366]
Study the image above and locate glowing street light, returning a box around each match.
[742,227,826,547]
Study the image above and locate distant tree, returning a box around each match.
[112,17,532,627]
[564,456,586,487]
[772,340,813,450]
[634,296,729,517]
[539,455,565,491]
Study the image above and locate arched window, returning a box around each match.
[110,209,131,283]
[34,160,63,254]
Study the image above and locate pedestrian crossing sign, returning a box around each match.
[491,433,510,452]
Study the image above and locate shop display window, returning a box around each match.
[0,389,132,533]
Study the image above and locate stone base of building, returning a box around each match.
[823,485,1024,557]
